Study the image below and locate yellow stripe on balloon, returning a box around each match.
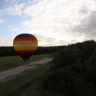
[14,46,37,50]
[13,41,38,45]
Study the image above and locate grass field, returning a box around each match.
[0,54,52,71]
[0,62,52,96]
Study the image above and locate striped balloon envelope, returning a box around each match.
[13,33,38,61]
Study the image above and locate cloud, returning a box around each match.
[5,3,25,15]
[72,11,96,37]
[10,26,19,32]
[0,38,13,46]
[24,1,45,17]
[0,18,5,24]
[4,0,18,3]
[4,0,40,4]
[2,0,43,16]
[22,0,96,46]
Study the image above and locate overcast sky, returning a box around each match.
[0,0,96,46]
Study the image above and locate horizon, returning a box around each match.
[0,39,95,47]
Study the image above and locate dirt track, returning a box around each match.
[0,58,52,83]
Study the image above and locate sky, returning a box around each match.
[0,0,96,46]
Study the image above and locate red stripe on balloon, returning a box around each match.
[16,50,36,54]
[14,37,37,41]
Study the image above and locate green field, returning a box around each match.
[0,62,52,96]
[0,53,53,96]
[0,54,52,71]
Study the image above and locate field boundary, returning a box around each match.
[0,58,53,83]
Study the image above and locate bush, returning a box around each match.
[41,40,96,96]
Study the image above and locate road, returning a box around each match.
[0,58,52,83]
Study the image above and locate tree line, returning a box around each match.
[0,46,56,57]
[41,40,96,96]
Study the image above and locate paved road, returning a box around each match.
[0,58,53,83]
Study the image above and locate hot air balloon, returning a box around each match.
[13,33,38,61]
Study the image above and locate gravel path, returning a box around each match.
[0,58,53,83]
